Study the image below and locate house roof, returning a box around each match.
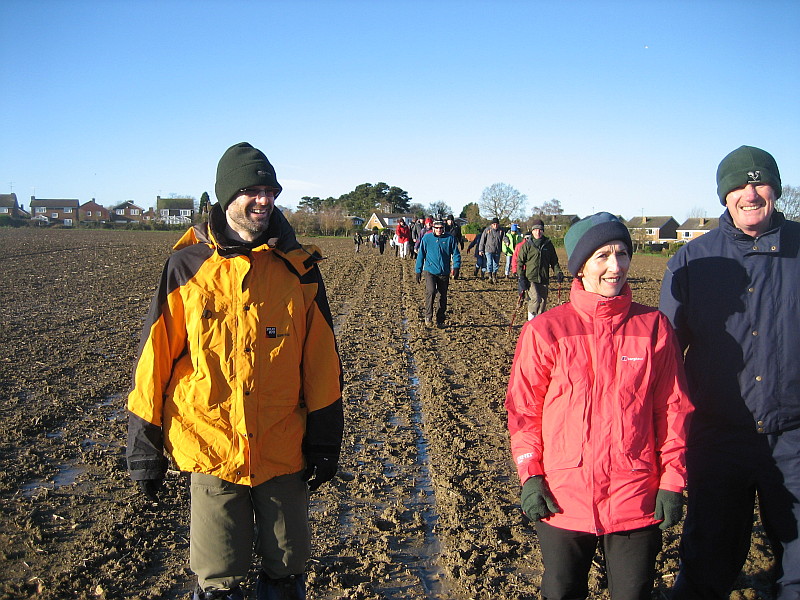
[677,217,719,231]
[368,212,416,227]
[625,216,676,229]
[0,193,19,208]
[30,198,80,208]
[111,200,144,210]
[157,197,194,210]
[80,200,107,209]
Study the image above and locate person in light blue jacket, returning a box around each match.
[415,219,461,328]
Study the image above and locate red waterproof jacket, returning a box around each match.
[396,223,411,245]
[506,279,692,534]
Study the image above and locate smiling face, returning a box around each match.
[579,240,630,298]
[225,186,276,242]
[725,183,776,238]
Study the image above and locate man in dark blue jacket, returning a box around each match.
[660,146,800,600]
[416,219,461,328]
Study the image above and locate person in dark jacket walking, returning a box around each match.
[660,145,800,600]
[467,230,486,279]
[478,218,505,283]
[445,214,464,250]
[517,219,564,320]
[415,219,461,328]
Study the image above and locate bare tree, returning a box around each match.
[778,185,800,221]
[531,198,563,216]
[686,206,708,219]
[428,201,453,219]
[479,183,527,222]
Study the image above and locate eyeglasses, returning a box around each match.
[433,226,445,230]
[239,187,276,199]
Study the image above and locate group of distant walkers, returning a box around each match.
[124,142,799,600]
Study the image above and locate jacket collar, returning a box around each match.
[720,209,785,252]
[569,278,632,321]
[174,204,301,255]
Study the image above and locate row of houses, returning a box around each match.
[0,194,197,226]
[1,194,719,245]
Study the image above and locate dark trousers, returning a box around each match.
[673,428,800,600]
[535,521,661,600]
[423,271,449,324]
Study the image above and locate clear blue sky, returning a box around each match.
[2,0,798,222]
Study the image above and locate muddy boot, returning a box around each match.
[256,572,306,600]
[473,266,479,278]
[193,585,245,600]
[480,270,485,280]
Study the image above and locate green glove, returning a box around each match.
[654,489,683,530]
[521,476,562,521]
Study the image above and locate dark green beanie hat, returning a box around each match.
[564,212,632,276]
[215,142,282,209]
[716,145,781,206]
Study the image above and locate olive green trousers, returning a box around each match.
[189,471,311,591]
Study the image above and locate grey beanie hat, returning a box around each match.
[215,142,282,209]
[564,212,632,276]
[716,145,781,206]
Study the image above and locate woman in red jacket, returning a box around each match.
[396,218,411,259]
[506,212,692,600]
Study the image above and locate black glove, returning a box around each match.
[518,275,530,294]
[302,452,339,492]
[556,272,564,284]
[654,489,683,530]
[451,268,460,279]
[137,478,163,503]
[521,476,562,521]
[416,272,422,284]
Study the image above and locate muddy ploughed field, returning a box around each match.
[0,228,775,599]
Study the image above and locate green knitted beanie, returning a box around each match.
[215,142,282,209]
[564,212,632,276]
[716,145,781,206]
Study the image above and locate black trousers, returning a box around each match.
[535,521,661,600]
[423,271,449,324]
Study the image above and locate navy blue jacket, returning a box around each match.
[416,232,461,276]
[659,210,800,441]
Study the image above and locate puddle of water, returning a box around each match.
[400,308,449,596]
[21,461,86,497]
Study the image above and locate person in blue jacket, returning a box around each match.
[659,146,800,600]
[416,219,461,328]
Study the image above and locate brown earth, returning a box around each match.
[0,228,776,599]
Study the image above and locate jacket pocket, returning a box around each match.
[541,376,587,471]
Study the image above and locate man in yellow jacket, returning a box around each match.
[126,142,343,600]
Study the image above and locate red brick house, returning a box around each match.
[29,197,80,226]
[676,217,720,242]
[624,215,679,248]
[0,193,29,220]
[110,200,145,224]
[79,199,110,224]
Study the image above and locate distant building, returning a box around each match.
[156,196,195,225]
[624,215,679,247]
[532,213,580,234]
[364,212,415,231]
[29,197,80,226]
[110,200,145,224]
[79,199,110,223]
[0,193,29,220]
[676,217,720,242]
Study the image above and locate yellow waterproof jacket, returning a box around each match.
[126,206,343,486]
